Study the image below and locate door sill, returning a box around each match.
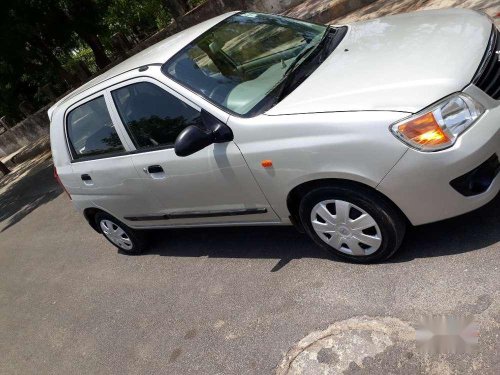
[125,207,268,222]
[129,220,288,230]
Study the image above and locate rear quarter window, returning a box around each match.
[66,96,124,159]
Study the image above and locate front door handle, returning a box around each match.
[143,165,166,180]
[147,165,164,174]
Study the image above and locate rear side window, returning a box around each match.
[67,96,124,159]
[111,82,201,149]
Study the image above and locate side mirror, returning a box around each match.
[174,110,233,157]
[174,125,214,157]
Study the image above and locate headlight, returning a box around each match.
[390,93,485,151]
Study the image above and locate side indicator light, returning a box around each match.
[261,160,273,168]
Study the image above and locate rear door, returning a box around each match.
[107,77,279,227]
[64,92,159,220]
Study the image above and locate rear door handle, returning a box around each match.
[146,165,164,174]
[81,174,93,186]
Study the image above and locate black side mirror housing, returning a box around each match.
[174,110,233,157]
[174,125,214,157]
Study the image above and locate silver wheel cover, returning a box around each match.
[310,199,382,256]
[100,219,133,251]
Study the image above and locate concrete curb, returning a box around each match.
[2,136,51,169]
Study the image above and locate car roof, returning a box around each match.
[48,11,238,120]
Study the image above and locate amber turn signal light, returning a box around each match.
[261,160,273,168]
[395,112,451,149]
[390,93,484,151]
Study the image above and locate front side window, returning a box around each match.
[162,12,327,116]
[67,96,124,159]
[111,82,201,149]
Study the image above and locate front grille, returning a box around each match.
[473,27,500,99]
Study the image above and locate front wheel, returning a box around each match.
[299,186,406,263]
[95,212,148,255]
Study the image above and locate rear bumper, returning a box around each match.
[377,87,500,226]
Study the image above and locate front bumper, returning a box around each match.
[377,86,500,226]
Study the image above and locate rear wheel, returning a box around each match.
[299,186,406,263]
[95,212,147,255]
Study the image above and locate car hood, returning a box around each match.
[266,8,492,116]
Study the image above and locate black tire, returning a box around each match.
[299,185,406,263]
[94,212,148,255]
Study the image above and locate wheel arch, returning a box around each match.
[83,207,105,233]
[286,178,409,228]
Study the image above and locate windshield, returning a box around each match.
[162,12,327,116]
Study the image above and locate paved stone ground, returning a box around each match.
[0,156,499,374]
[331,0,500,25]
[1,2,500,374]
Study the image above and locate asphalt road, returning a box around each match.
[0,157,499,374]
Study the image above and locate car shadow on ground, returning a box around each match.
[147,225,329,271]
[391,192,500,263]
[145,193,500,269]
[0,153,61,232]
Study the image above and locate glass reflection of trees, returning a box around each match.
[83,126,124,156]
[126,115,200,148]
[67,96,125,159]
[112,82,202,150]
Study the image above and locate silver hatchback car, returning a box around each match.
[50,10,500,263]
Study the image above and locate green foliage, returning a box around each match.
[63,46,99,75]
[104,0,172,37]
[189,0,206,7]
[0,0,185,119]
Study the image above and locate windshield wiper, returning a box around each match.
[282,43,317,78]
[274,28,331,101]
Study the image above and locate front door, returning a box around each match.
[107,78,278,227]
